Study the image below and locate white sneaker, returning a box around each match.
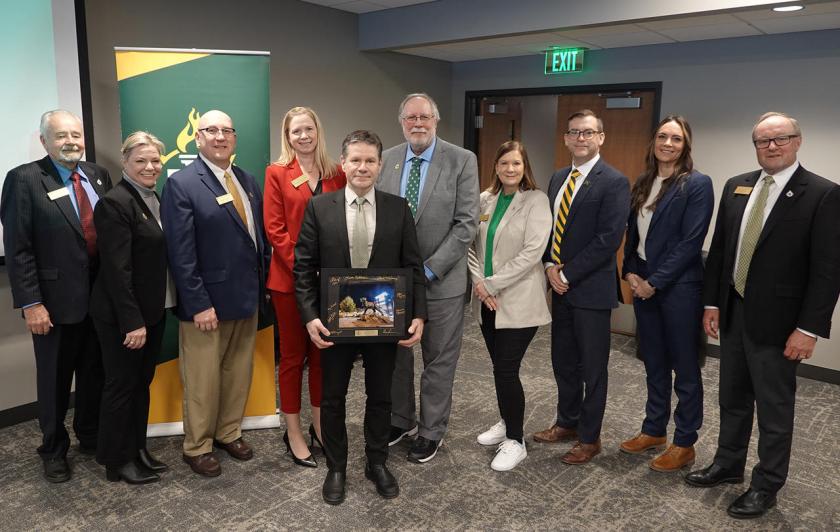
[491,439,527,471]
[477,420,507,446]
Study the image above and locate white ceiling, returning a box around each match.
[385,1,840,62]
[301,0,435,14]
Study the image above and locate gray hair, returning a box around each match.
[752,111,802,138]
[397,93,440,123]
[121,131,165,160]
[39,109,82,137]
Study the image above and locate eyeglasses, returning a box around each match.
[198,127,236,137]
[565,129,602,140]
[401,115,434,124]
[752,135,798,149]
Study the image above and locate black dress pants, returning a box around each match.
[320,342,396,473]
[93,317,165,466]
[32,317,103,459]
[714,290,799,494]
[479,306,537,442]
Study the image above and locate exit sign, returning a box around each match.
[545,47,584,74]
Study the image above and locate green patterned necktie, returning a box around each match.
[405,157,422,215]
[734,174,775,297]
[351,197,370,268]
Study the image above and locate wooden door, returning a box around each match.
[554,91,657,306]
[477,98,522,191]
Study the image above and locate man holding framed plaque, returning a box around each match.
[294,130,426,506]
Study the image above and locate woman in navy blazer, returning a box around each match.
[620,115,714,472]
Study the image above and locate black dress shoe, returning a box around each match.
[43,457,71,483]
[283,431,317,468]
[322,471,346,505]
[365,462,399,499]
[106,460,159,484]
[727,488,777,519]
[685,463,744,487]
[139,448,168,472]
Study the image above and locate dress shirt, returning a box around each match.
[345,186,377,263]
[399,137,437,200]
[636,176,665,261]
[199,153,256,245]
[51,158,100,217]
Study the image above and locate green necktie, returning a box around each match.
[550,169,581,264]
[734,174,775,296]
[351,197,369,268]
[405,157,422,215]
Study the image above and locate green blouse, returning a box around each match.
[484,192,515,277]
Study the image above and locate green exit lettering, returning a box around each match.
[545,48,584,74]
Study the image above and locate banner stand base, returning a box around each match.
[147,415,281,438]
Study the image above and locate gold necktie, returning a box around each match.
[734,175,774,297]
[224,171,248,228]
[351,197,369,268]
[550,169,581,264]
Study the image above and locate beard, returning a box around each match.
[58,146,83,164]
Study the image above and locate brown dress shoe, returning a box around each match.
[561,440,601,465]
[619,433,667,454]
[533,424,578,443]
[650,444,695,472]
[213,438,254,461]
[183,453,221,477]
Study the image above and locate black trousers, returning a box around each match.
[32,317,103,459]
[550,294,611,444]
[93,316,165,466]
[479,306,537,442]
[714,290,799,494]
[321,342,396,473]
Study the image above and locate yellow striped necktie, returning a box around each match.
[550,169,581,264]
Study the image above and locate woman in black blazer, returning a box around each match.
[90,131,175,484]
[620,116,714,472]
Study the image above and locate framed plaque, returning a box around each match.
[320,268,412,342]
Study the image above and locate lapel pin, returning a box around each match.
[786,190,794,198]
[141,212,148,220]
[96,179,102,185]
[394,163,400,170]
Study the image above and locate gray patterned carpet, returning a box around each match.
[1,310,839,531]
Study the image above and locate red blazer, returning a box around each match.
[264,159,346,292]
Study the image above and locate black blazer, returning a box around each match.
[293,188,427,325]
[542,158,630,310]
[703,165,840,344]
[90,179,168,334]
[623,170,714,289]
[1,156,112,323]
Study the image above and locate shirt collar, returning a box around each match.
[572,153,600,178]
[199,153,232,178]
[404,137,437,164]
[345,186,377,206]
[759,160,799,190]
[50,157,87,184]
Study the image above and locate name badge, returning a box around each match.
[479,214,490,222]
[48,188,70,201]
[734,186,753,195]
[291,175,308,188]
[216,193,234,205]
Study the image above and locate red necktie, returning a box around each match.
[70,171,97,257]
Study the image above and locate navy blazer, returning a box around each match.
[160,157,270,322]
[622,170,714,290]
[543,158,630,310]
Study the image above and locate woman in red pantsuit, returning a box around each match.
[264,107,345,467]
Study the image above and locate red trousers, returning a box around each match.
[271,291,322,413]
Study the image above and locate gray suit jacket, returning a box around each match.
[378,138,480,300]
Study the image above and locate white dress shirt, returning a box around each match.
[199,153,256,245]
[345,186,377,263]
[636,176,665,261]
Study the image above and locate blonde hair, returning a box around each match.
[274,106,338,179]
[121,131,165,160]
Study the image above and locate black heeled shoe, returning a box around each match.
[105,460,159,484]
[309,424,324,450]
[138,448,168,472]
[283,431,317,468]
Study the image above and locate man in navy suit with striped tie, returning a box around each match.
[533,109,630,465]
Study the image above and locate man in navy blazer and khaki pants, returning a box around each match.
[534,109,630,465]
[161,110,270,477]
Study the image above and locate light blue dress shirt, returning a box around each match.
[51,158,101,216]
[399,138,437,280]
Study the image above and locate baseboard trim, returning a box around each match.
[0,393,75,429]
[705,344,840,385]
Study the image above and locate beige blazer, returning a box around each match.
[468,189,553,329]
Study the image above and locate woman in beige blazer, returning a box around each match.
[467,141,553,471]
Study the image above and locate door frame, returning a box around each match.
[463,82,663,153]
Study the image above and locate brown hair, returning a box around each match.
[488,140,538,194]
[567,109,603,132]
[341,130,382,159]
[630,115,694,214]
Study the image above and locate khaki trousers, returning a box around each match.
[179,313,257,456]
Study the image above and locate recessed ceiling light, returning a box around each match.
[773,4,804,12]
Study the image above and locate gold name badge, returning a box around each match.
[291,175,308,188]
[355,330,379,337]
[479,214,490,222]
[734,186,753,195]
[216,193,234,205]
[47,188,70,201]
